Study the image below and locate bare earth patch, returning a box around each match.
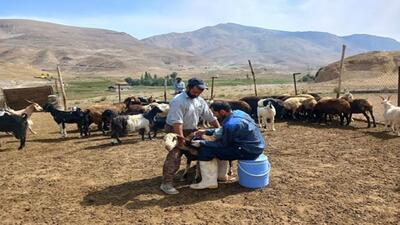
[0,113,399,224]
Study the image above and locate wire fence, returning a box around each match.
[0,89,5,108]
[291,67,399,123]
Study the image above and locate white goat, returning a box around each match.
[5,100,43,134]
[380,96,400,135]
[257,102,276,131]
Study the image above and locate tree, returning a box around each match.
[169,72,178,80]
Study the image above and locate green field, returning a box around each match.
[64,76,294,100]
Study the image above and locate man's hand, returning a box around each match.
[191,140,202,148]
[194,129,206,139]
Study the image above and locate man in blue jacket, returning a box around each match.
[190,101,266,189]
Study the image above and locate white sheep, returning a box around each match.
[163,133,200,181]
[110,106,163,143]
[283,96,312,119]
[380,96,400,135]
[163,129,230,181]
[257,102,276,131]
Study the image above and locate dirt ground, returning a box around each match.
[0,113,399,225]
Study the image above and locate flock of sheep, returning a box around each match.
[0,92,399,151]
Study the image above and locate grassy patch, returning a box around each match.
[65,79,114,100]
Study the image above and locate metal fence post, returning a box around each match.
[398,66,400,106]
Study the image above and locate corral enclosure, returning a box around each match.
[0,113,399,224]
[0,69,399,224]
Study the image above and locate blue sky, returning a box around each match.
[1,0,399,40]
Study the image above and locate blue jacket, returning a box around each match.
[201,110,266,154]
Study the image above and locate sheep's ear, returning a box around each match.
[379,96,384,100]
[25,99,33,104]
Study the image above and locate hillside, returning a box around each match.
[0,19,201,79]
[315,51,400,82]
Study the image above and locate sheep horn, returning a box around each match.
[25,99,33,104]
[388,95,392,100]
[379,96,384,100]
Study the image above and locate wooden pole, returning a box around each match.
[117,84,121,103]
[293,73,300,95]
[54,78,59,94]
[248,60,258,96]
[211,76,218,100]
[398,66,400,106]
[164,77,167,102]
[336,45,346,98]
[56,65,67,110]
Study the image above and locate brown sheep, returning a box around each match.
[85,103,126,130]
[314,98,351,125]
[340,93,376,128]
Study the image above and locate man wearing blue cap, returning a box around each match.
[161,77,220,195]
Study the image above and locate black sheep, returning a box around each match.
[0,112,28,150]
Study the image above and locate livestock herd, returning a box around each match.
[0,92,400,151]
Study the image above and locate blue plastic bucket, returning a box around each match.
[238,154,270,188]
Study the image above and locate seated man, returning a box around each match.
[190,101,266,189]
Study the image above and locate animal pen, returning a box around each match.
[2,86,54,110]
[290,66,400,123]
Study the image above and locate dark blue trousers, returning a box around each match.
[197,145,261,161]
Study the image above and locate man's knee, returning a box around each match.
[196,147,216,161]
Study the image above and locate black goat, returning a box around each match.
[0,112,28,150]
[100,109,118,135]
[44,103,90,137]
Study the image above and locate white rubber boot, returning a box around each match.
[217,160,229,182]
[190,159,218,190]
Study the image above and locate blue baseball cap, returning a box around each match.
[188,77,207,89]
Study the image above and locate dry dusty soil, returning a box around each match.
[0,113,399,225]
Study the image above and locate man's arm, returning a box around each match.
[172,123,185,146]
[172,123,184,137]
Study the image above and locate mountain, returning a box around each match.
[1,20,400,80]
[0,19,201,79]
[143,23,400,70]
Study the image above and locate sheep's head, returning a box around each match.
[163,133,181,151]
[341,91,354,102]
[163,132,197,151]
